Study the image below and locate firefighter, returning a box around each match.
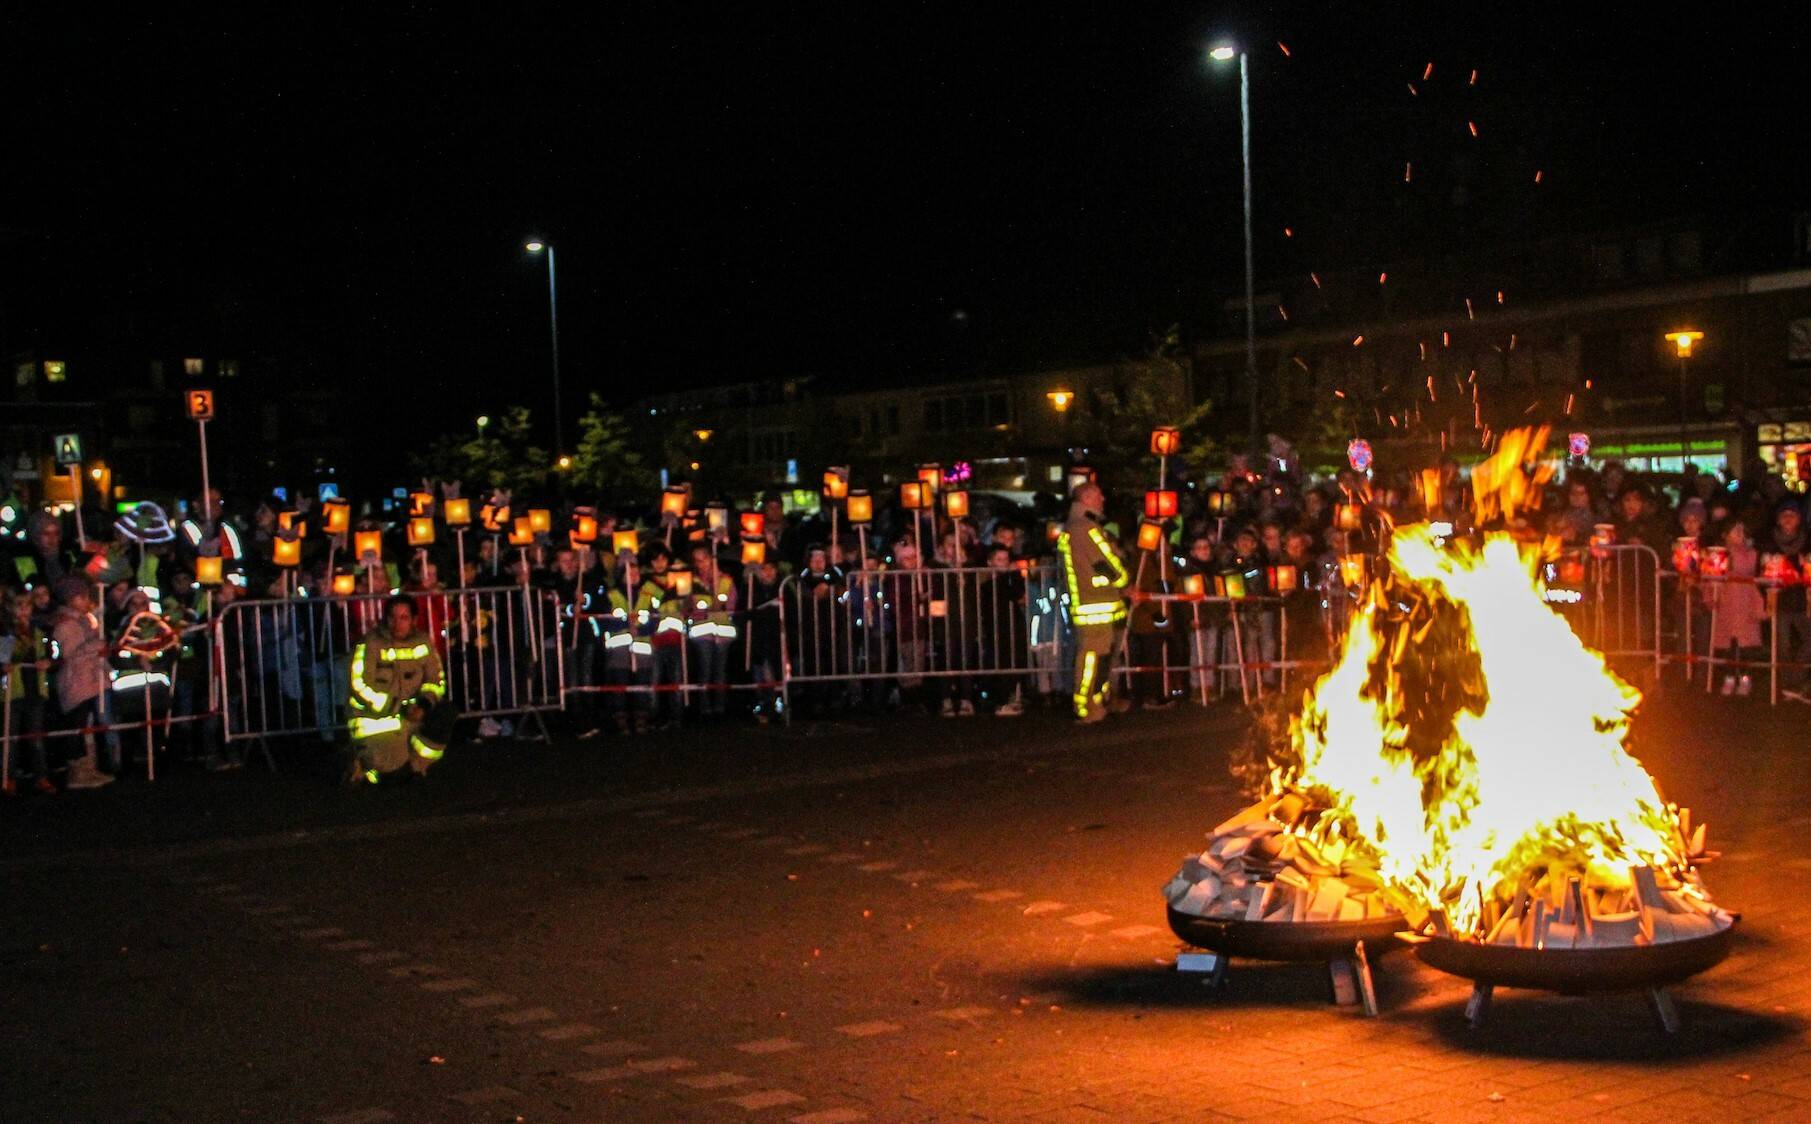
[345,594,449,785]
[1058,480,1130,723]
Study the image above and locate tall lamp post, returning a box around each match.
[1667,330,1705,473]
[1210,42,1258,450]
[524,240,563,455]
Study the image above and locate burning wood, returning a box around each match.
[1163,795,1398,924]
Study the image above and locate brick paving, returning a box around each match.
[3,689,1808,1120]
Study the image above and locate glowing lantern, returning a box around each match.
[612,529,640,556]
[1339,554,1367,587]
[278,510,304,536]
[944,490,969,519]
[570,513,598,545]
[1015,558,1032,576]
[1144,490,1179,519]
[1590,523,1616,558]
[321,500,351,535]
[916,464,941,496]
[1207,489,1235,516]
[741,538,767,565]
[1334,503,1363,531]
[481,503,509,532]
[900,481,926,510]
[1556,554,1587,585]
[1268,564,1298,593]
[443,497,472,527]
[1702,545,1729,577]
[355,530,383,562]
[1180,573,1206,599]
[1347,438,1373,473]
[846,490,873,524]
[195,556,223,586]
[1150,427,1182,456]
[273,536,302,567]
[408,517,435,547]
[823,467,850,500]
[1762,552,1795,584]
[740,512,764,537]
[1568,432,1591,459]
[667,567,694,598]
[528,508,552,534]
[705,502,729,534]
[660,488,688,518]
[1673,536,1701,574]
[1215,572,1248,599]
[409,491,434,517]
[331,572,357,596]
[509,517,535,547]
[1136,519,1165,552]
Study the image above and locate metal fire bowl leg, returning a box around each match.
[1412,922,1737,995]
[1166,907,1407,962]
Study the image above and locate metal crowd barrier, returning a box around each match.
[1114,593,1308,706]
[215,585,563,743]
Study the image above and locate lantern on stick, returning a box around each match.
[528,508,552,534]
[1762,552,1795,584]
[1136,519,1165,553]
[408,517,436,547]
[660,487,688,519]
[916,464,941,497]
[570,512,598,546]
[273,536,302,568]
[1150,426,1182,457]
[195,555,223,586]
[846,490,873,524]
[741,538,767,565]
[612,528,640,556]
[1215,571,1248,599]
[321,499,351,536]
[739,511,765,537]
[667,566,694,599]
[823,467,850,501]
[509,517,535,547]
[705,502,729,535]
[1180,572,1205,599]
[1702,545,1730,577]
[899,481,926,510]
[277,510,306,536]
[1206,489,1235,516]
[1268,564,1298,593]
[943,490,969,519]
[481,503,509,532]
[1590,522,1616,559]
[409,490,434,517]
[331,571,357,596]
[1673,536,1701,574]
[1143,490,1179,519]
[443,497,472,527]
[355,530,383,563]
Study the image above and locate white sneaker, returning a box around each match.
[940,698,956,718]
[65,766,114,790]
[498,719,516,737]
[477,717,503,738]
[1738,675,1753,697]
[1720,675,1736,696]
[958,699,976,717]
[995,699,1024,717]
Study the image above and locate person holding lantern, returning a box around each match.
[1059,481,1130,723]
[600,551,652,734]
[686,542,738,718]
[635,547,689,728]
[344,594,450,785]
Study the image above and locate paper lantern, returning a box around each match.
[1347,438,1373,473]
[273,536,302,567]
[899,481,926,510]
[405,517,434,547]
[355,530,383,562]
[409,491,434,517]
[195,556,223,586]
[1215,572,1247,599]
[943,490,969,519]
[1143,490,1178,519]
[846,490,873,525]
[331,572,357,596]
[509,517,535,547]
[443,497,472,527]
[1268,564,1298,593]
[1590,523,1616,558]
[667,567,694,598]
[1339,554,1367,587]
[1673,536,1701,574]
[823,467,850,500]
[1556,555,1587,585]
[660,488,688,518]
[1136,519,1164,553]
[741,538,767,565]
[706,503,729,533]
[612,529,640,556]
[1207,490,1235,516]
[278,509,302,534]
[1180,573,1205,599]
[740,511,765,537]
[1334,503,1362,531]
[1150,427,1182,456]
[321,500,351,535]
[916,464,941,496]
[1762,552,1795,584]
[1702,546,1729,577]
[570,513,598,545]
[528,508,552,534]
[481,503,509,532]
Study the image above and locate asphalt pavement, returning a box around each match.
[4,687,1810,1122]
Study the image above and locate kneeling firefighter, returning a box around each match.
[346,594,452,784]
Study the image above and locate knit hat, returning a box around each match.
[1679,497,1707,522]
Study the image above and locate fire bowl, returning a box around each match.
[1412,919,1737,995]
[1167,907,1407,962]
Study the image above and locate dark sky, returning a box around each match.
[4,5,1806,431]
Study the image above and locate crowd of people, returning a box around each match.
[4,447,1808,794]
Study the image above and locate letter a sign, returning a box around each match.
[186,389,215,420]
[54,433,83,467]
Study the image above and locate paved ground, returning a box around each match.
[4,683,1810,1123]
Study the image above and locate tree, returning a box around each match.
[1086,325,1218,493]
[568,393,658,502]
[410,406,550,496]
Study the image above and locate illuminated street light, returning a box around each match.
[557,454,573,470]
[1666,329,1704,358]
[1667,329,1706,472]
[523,238,563,455]
[694,428,714,442]
[1209,38,1258,449]
[1047,390,1074,413]
[1209,44,1236,61]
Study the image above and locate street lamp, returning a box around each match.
[1667,330,1705,473]
[1209,40,1258,450]
[476,414,491,438]
[524,239,563,456]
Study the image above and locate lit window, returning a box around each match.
[220,359,239,377]
[43,360,67,383]
[183,357,204,375]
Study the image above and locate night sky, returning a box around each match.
[3,6,1805,433]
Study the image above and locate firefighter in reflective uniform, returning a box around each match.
[346,595,450,784]
[1059,481,1130,723]
[685,543,738,717]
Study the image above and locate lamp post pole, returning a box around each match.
[1666,331,1704,473]
[526,241,563,455]
[1239,50,1257,450]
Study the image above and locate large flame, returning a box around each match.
[1277,431,1689,934]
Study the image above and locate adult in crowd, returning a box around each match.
[345,594,450,785]
[1059,480,1130,724]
